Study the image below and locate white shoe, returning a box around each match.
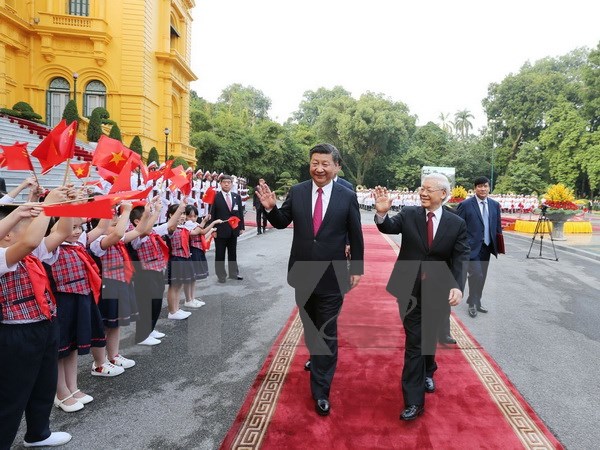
[194,298,206,306]
[91,361,124,377]
[168,309,191,320]
[53,394,84,413]
[183,299,205,308]
[24,431,72,447]
[138,336,161,346]
[150,330,166,339]
[71,389,93,405]
[110,354,136,369]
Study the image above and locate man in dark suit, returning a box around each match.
[374,174,469,421]
[256,143,364,417]
[455,176,503,318]
[210,175,245,283]
[253,178,268,234]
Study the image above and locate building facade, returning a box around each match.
[0,0,197,163]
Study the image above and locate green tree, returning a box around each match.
[87,107,109,142]
[172,156,189,169]
[291,86,352,126]
[12,101,43,122]
[61,100,79,125]
[494,141,548,194]
[147,147,159,165]
[454,109,474,138]
[217,83,271,124]
[109,124,122,142]
[438,112,453,134]
[581,42,600,131]
[129,136,143,156]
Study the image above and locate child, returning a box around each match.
[0,188,75,448]
[165,202,222,319]
[129,197,181,345]
[48,216,117,412]
[182,205,218,308]
[88,201,150,372]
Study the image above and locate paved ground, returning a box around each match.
[11,206,600,449]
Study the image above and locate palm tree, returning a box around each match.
[438,112,453,134]
[454,109,474,138]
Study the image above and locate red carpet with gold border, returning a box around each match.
[221,225,563,449]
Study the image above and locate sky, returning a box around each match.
[190,0,600,132]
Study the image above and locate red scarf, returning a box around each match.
[64,245,102,304]
[180,228,191,258]
[115,241,135,283]
[23,255,56,319]
[149,233,170,264]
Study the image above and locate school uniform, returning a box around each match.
[90,236,138,328]
[0,242,60,448]
[185,221,209,280]
[47,232,105,358]
[167,227,194,285]
[130,223,169,343]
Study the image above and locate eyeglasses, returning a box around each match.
[417,186,443,194]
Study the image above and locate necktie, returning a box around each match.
[23,255,56,319]
[313,188,323,236]
[225,193,232,211]
[426,211,434,248]
[482,201,490,246]
[66,245,102,304]
[149,233,170,264]
[115,241,135,283]
[179,228,191,258]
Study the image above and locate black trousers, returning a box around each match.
[398,299,443,407]
[134,269,166,343]
[0,319,59,449]
[295,289,343,401]
[214,236,239,280]
[256,206,267,231]
[466,244,492,308]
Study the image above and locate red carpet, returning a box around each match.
[222,226,563,449]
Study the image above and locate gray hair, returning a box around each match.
[423,173,451,201]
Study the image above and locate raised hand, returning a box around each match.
[374,186,392,214]
[43,186,70,204]
[255,183,276,210]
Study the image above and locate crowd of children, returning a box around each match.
[0,179,223,448]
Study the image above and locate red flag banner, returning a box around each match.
[108,158,133,194]
[96,186,152,204]
[228,216,241,229]
[31,119,76,174]
[1,142,34,171]
[0,151,6,168]
[202,186,216,205]
[43,198,115,219]
[168,165,190,193]
[92,135,132,175]
[69,162,91,179]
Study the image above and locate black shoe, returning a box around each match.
[468,305,477,318]
[218,278,226,283]
[229,275,243,280]
[304,360,311,371]
[439,335,457,345]
[425,377,435,393]
[257,231,262,234]
[477,306,488,313]
[400,404,424,421]
[315,398,330,416]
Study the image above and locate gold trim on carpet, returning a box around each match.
[231,313,303,449]
[382,230,556,450]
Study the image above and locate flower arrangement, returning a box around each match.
[541,183,578,217]
[447,185,468,204]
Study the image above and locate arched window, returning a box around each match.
[69,0,90,16]
[46,77,70,127]
[83,80,106,117]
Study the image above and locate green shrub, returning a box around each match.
[108,124,122,142]
[62,100,80,125]
[129,136,143,155]
[147,147,160,165]
[10,102,43,122]
[87,107,109,142]
[172,156,188,169]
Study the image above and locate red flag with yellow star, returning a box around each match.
[31,120,77,174]
[69,162,91,179]
[167,165,191,194]
[108,158,133,194]
[1,142,34,171]
[92,135,132,175]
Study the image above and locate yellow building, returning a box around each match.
[0,0,197,164]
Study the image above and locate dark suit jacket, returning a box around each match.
[376,206,469,311]
[335,177,353,191]
[267,180,364,294]
[210,190,245,239]
[455,196,502,258]
[0,177,6,195]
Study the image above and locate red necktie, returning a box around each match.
[225,193,232,211]
[180,228,191,258]
[427,211,434,248]
[23,255,56,319]
[115,241,135,283]
[313,188,323,236]
[66,245,102,304]
[149,233,170,264]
